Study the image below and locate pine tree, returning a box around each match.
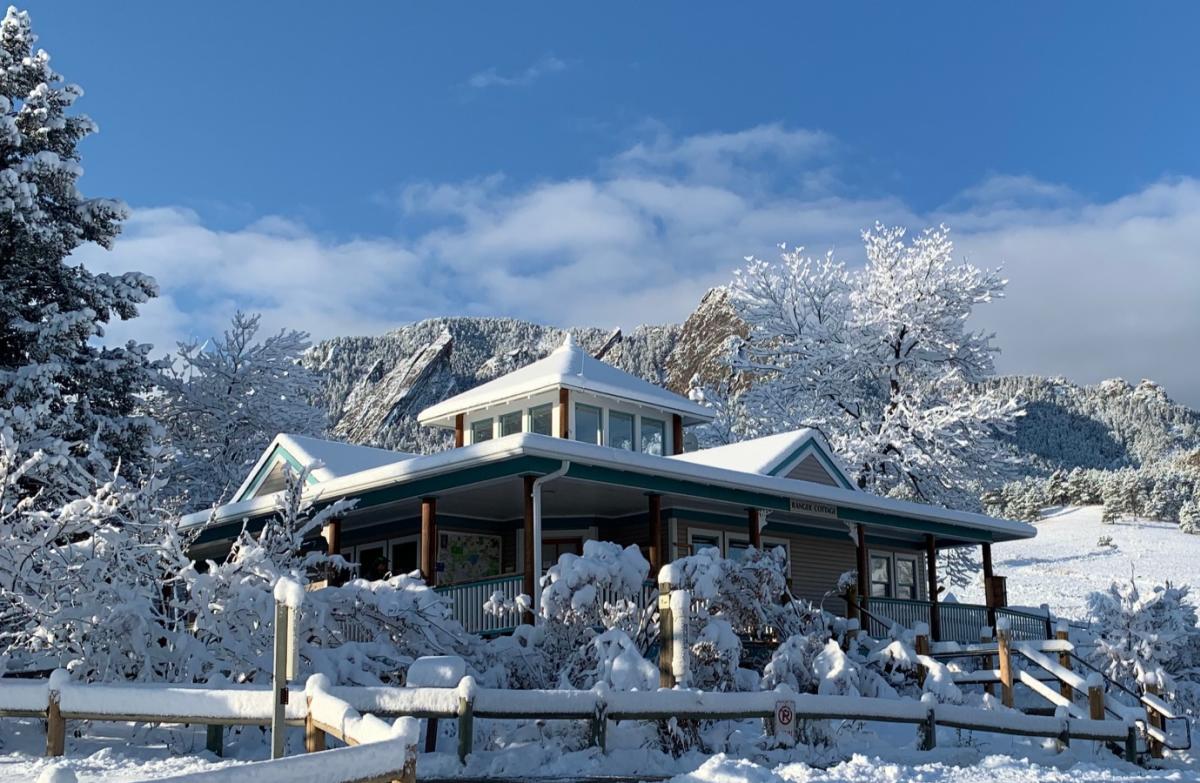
[153,311,326,512]
[0,7,157,501]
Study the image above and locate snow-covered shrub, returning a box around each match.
[689,618,741,692]
[1086,578,1200,711]
[577,628,658,691]
[665,545,788,635]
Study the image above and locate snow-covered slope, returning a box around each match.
[963,505,1200,620]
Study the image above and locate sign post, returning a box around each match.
[271,599,290,760]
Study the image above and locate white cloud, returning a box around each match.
[75,126,1200,407]
[465,55,567,90]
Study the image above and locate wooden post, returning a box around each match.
[914,629,931,688]
[207,724,225,756]
[981,628,995,697]
[1087,677,1105,721]
[982,543,996,629]
[647,493,663,575]
[671,414,684,455]
[303,696,324,753]
[589,701,608,752]
[421,497,438,587]
[454,413,465,447]
[855,524,870,616]
[558,389,570,438]
[917,705,937,751]
[457,693,475,765]
[1145,677,1165,759]
[522,475,536,625]
[997,624,1014,708]
[45,687,65,758]
[400,742,418,783]
[845,583,860,623]
[747,508,762,551]
[1055,622,1074,701]
[925,535,941,642]
[271,601,289,760]
[323,517,342,586]
[658,572,675,688]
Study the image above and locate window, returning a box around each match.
[529,404,553,436]
[640,417,665,455]
[575,404,602,445]
[689,532,721,555]
[499,411,522,436]
[726,537,750,562]
[608,410,634,450]
[542,538,582,570]
[470,418,493,443]
[870,555,892,598]
[895,557,918,600]
[391,540,418,576]
[360,546,389,580]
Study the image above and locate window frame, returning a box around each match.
[528,403,553,436]
[470,417,494,444]
[608,409,635,451]
[574,403,603,445]
[499,410,523,437]
[640,416,666,455]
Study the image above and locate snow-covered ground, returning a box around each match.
[961,505,1200,620]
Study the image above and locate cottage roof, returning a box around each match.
[232,433,415,501]
[417,334,714,427]
[670,429,855,489]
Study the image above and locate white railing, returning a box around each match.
[436,573,524,635]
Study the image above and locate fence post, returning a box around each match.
[1144,674,1164,759]
[45,685,65,758]
[589,699,608,753]
[425,717,439,753]
[658,572,674,688]
[303,696,325,753]
[271,599,290,760]
[917,704,937,751]
[206,724,225,757]
[400,738,418,783]
[1086,674,1105,720]
[1125,725,1138,763]
[913,624,930,688]
[997,623,1014,708]
[457,691,475,764]
[980,627,994,698]
[1055,621,1073,701]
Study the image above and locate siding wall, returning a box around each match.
[784,454,840,486]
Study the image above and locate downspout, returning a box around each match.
[532,460,571,624]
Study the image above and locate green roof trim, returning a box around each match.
[836,505,995,543]
[766,439,855,490]
[237,444,319,502]
[564,463,789,511]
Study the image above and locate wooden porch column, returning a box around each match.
[671,414,684,455]
[323,517,342,585]
[454,414,465,448]
[522,475,536,624]
[747,508,762,550]
[855,524,869,613]
[420,497,437,586]
[647,493,663,576]
[925,534,942,642]
[558,389,570,439]
[982,542,996,629]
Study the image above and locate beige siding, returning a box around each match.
[788,532,857,613]
[784,454,840,486]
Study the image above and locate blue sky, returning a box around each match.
[27,2,1200,404]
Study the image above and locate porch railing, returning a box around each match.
[862,597,1053,643]
[433,575,658,636]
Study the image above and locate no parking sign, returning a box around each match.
[774,699,797,744]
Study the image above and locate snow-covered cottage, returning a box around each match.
[184,336,1038,642]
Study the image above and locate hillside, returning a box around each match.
[304,289,1200,472]
[961,505,1200,619]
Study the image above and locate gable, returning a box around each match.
[783,453,842,487]
[236,444,317,501]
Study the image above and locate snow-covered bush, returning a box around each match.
[1086,578,1200,712]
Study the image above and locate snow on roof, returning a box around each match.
[232,433,416,501]
[417,334,714,427]
[193,432,1034,544]
[669,429,850,482]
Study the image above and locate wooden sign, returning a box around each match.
[788,498,838,518]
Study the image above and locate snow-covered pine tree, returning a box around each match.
[728,225,1022,585]
[1180,500,1200,535]
[153,311,327,512]
[0,7,157,500]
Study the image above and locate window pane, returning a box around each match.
[529,404,552,436]
[641,418,665,455]
[870,555,892,597]
[727,539,749,562]
[575,404,602,445]
[608,411,634,450]
[895,559,916,600]
[392,541,418,574]
[471,418,493,443]
[691,534,720,554]
[500,411,522,436]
